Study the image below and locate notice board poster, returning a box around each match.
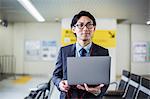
[132,41,150,62]
[41,40,57,61]
[25,40,41,61]
[25,40,57,61]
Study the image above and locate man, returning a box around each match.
[52,11,109,99]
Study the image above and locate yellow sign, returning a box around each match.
[61,29,76,46]
[92,30,116,48]
[61,29,116,48]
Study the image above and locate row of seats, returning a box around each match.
[104,70,150,99]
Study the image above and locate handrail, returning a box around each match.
[0,55,16,80]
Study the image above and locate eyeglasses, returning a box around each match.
[74,22,94,29]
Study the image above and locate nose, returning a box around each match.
[82,25,88,30]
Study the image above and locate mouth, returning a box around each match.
[81,33,91,40]
[81,33,90,36]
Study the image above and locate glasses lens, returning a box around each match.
[76,23,84,29]
[86,23,93,29]
[75,23,93,29]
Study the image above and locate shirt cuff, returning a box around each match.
[93,89,101,96]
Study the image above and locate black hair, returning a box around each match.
[70,11,96,28]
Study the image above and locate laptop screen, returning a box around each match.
[67,56,111,85]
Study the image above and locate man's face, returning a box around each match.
[72,16,96,42]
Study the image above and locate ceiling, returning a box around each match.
[0,0,149,24]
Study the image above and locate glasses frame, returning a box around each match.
[74,22,94,29]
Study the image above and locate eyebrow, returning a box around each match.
[77,21,92,24]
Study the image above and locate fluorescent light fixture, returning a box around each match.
[17,0,45,22]
[146,20,150,25]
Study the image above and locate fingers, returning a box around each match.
[83,83,104,94]
[97,84,104,89]
[76,84,85,90]
[99,84,104,87]
[59,80,70,92]
[84,83,89,91]
[59,81,105,94]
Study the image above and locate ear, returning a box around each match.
[71,26,75,33]
[72,27,77,37]
[93,26,96,32]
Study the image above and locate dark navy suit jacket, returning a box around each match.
[52,43,109,99]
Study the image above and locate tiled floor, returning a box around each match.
[0,75,59,99]
[0,75,120,99]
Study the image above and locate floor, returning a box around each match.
[0,75,119,99]
[0,75,59,99]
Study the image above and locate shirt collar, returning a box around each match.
[76,42,92,53]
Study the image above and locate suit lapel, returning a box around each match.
[68,44,76,57]
[90,43,98,56]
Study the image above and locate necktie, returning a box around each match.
[79,48,87,57]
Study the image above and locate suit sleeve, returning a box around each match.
[105,49,109,56]
[52,48,63,90]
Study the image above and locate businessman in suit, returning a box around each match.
[52,11,109,99]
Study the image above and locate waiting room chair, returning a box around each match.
[118,70,130,92]
[123,73,141,99]
[105,70,130,97]
[135,77,150,99]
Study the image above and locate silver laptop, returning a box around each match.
[67,56,111,85]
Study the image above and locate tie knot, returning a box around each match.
[79,48,87,57]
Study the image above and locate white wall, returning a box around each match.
[1,22,149,77]
[116,24,130,76]
[131,24,150,75]
[13,22,61,76]
[116,24,150,76]
[0,24,13,55]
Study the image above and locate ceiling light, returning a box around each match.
[146,20,150,25]
[17,0,45,22]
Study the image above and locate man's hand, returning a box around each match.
[76,83,104,95]
[76,84,86,90]
[84,83,104,95]
[59,80,70,92]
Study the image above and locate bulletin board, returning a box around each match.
[25,40,57,61]
[132,41,150,62]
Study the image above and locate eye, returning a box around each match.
[87,23,92,26]
[77,23,84,28]
[86,23,93,28]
